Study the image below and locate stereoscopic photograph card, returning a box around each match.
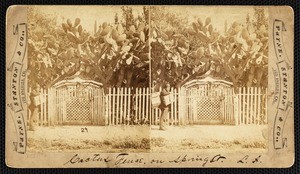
[5,5,294,168]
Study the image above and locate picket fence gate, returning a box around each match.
[28,86,267,126]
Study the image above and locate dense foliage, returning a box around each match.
[28,6,149,91]
[28,6,268,91]
[150,7,268,89]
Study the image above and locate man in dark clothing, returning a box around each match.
[28,84,41,131]
[159,83,171,130]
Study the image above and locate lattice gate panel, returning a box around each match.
[195,97,222,120]
[66,98,91,121]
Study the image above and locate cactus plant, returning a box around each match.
[28,6,150,90]
[150,6,268,89]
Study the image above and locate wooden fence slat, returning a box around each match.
[108,88,111,125]
[112,88,115,125]
[135,88,138,123]
[249,87,253,124]
[44,88,46,125]
[52,88,55,125]
[97,88,99,124]
[39,86,269,127]
[124,87,127,124]
[116,87,120,125]
[253,87,257,124]
[59,88,62,124]
[246,87,250,124]
[43,89,49,126]
[40,88,44,125]
[47,88,50,125]
[98,89,101,124]
[227,89,230,124]
[120,87,124,124]
[140,88,142,122]
[128,88,131,123]
[258,88,261,125]
[146,88,149,122]
[156,108,158,125]
[227,88,230,124]
[142,87,145,121]
[242,87,246,124]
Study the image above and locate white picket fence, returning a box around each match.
[28,86,267,126]
[27,88,49,126]
[151,88,182,125]
[106,87,151,125]
[235,87,267,125]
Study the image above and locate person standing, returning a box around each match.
[159,83,171,130]
[28,83,41,131]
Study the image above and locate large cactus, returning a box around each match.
[60,17,150,89]
[150,7,268,89]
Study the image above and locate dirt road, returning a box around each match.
[27,125,267,153]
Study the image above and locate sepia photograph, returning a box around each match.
[26,5,151,152]
[5,5,294,168]
[150,6,268,153]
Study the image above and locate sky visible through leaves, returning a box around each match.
[41,5,144,33]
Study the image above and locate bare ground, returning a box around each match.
[150,125,268,153]
[27,125,267,153]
